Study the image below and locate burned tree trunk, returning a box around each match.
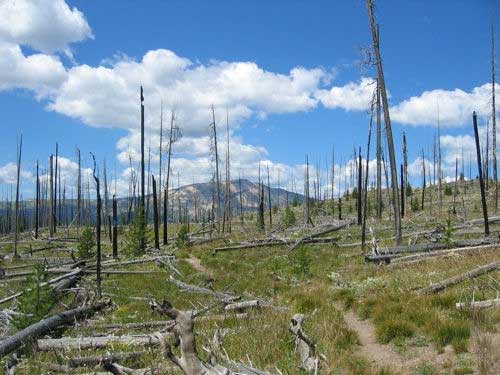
[35,159,39,239]
[13,135,22,257]
[91,153,102,299]
[473,112,490,236]
[140,86,146,253]
[400,164,404,218]
[267,164,272,228]
[54,143,58,234]
[421,148,426,210]
[49,155,54,237]
[357,148,362,226]
[366,0,401,244]
[362,104,374,252]
[152,175,160,250]
[376,80,382,219]
[492,22,498,212]
[112,194,118,259]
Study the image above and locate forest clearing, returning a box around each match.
[0,0,499,374]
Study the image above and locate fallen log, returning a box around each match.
[365,238,500,263]
[212,237,338,255]
[168,276,237,301]
[67,351,147,368]
[289,221,352,251]
[37,334,162,351]
[418,260,500,294]
[389,244,500,266]
[0,299,111,357]
[455,298,500,310]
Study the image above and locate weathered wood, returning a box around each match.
[418,260,500,294]
[168,276,237,300]
[67,351,146,368]
[455,298,500,310]
[289,314,318,373]
[473,112,490,236]
[365,238,500,263]
[289,221,352,251]
[0,300,110,357]
[37,334,161,351]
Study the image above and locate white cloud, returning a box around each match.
[315,77,377,112]
[0,42,67,97]
[0,0,93,55]
[0,162,32,185]
[391,84,499,127]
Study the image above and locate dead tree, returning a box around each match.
[400,164,404,218]
[13,135,22,257]
[267,164,272,227]
[54,143,58,233]
[421,148,426,210]
[140,86,146,252]
[366,0,401,244]
[91,153,102,298]
[77,147,82,234]
[104,160,111,242]
[362,100,374,252]
[35,159,39,239]
[152,175,160,250]
[304,156,311,225]
[376,80,382,219]
[492,22,498,212]
[289,314,318,373]
[473,112,490,236]
[357,148,362,225]
[112,194,118,258]
[159,101,164,226]
[210,105,222,230]
[163,110,177,245]
[49,155,54,237]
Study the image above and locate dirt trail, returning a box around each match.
[183,256,213,278]
[335,303,449,374]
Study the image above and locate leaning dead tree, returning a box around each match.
[366,0,401,244]
[473,112,490,236]
[210,105,222,231]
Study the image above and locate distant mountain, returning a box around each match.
[0,180,303,225]
[117,179,304,217]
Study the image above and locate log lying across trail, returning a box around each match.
[0,299,111,357]
[365,238,500,263]
[418,260,500,294]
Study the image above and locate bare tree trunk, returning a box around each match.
[152,175,160,250]
[267,164,272,228]
[13,135,22,257]
[91,154,102,298]
[400,164,404,218]
[357,148,362,226]
[376,80,382,219]
[54,143,58,234]
[304,156,310,225]
[77,148,81,235]
[140,86,145,252]
[361,109,373,252]
[163,110,175,245]
[473,112,490,236]
[492,22,498,212]
[366,0,401,244]
[49,155,54,237]
[35,159,39,239]
[403,132,408,211]
[211,105,222,230]
[421,148,426,210]
[112,194,118,258]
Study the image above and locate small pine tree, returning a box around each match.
[444,185,453,196]
[77,226,95,259]
[406,183,413,197]
[281,206,296,227]
[12,264,57,330]
[175,224,190,248]
[124,209,147,256]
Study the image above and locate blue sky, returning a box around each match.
[0,0,499,198]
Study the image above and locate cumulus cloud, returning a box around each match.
[391,84,499,127]
[315,77,377,112]
[0,0,93,55]
[0,42,67,96]
[0,162,33,185]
